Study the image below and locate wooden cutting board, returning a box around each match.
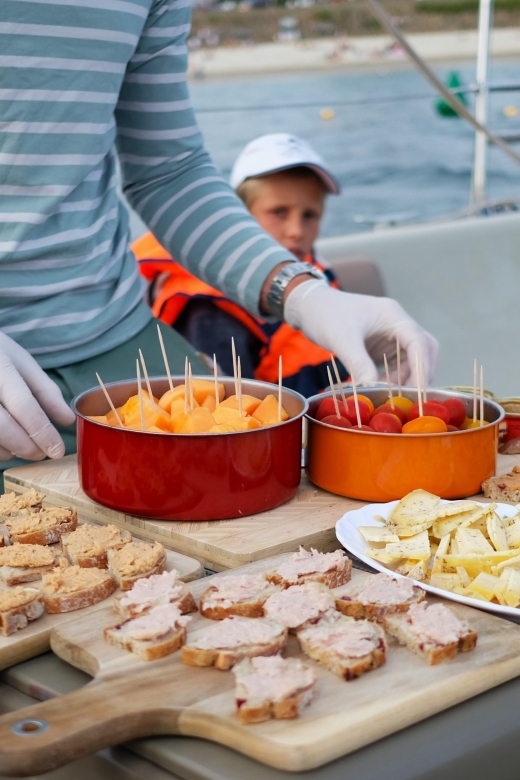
[2,555,520,777]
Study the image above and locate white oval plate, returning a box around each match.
[336,500,520,620]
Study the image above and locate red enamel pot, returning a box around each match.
[73,377,307,521]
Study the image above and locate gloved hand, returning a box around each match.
[0,333,75,462]
[284,280,439,386]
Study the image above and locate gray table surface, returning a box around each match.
[2,652,520,780]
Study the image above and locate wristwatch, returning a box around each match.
[266,261,327,320]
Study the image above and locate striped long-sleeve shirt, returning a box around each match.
[0,0,295,368]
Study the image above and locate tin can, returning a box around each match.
[496,398,520,442]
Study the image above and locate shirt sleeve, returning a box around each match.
[115,0,295,317]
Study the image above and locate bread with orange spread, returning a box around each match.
[267,547,352,589]
[0,544,58,586]
[61,523,132,568]
[2,507,77,546]
[0,586,45,636]
[0,490,44,523]
[41,559,116,613]
[107,541,166,591]
[105,604,191,660]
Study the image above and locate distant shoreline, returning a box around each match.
[187,27,520,79]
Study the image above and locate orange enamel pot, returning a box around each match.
[306,388,504,501]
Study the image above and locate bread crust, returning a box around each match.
[104,623,187,661]
[298,631,386,680]
[113,583,197,620]
[267,557,352,590]
[61,527,132,568]
[0,592,45,636]
[238,687,315,724]
[335,585,425,622]
[182,631,288,670]
[8,510,78,547]
[382,613,478,665]
[109,551,167,591]
[43,575,116,614]
[200,584,278,621]
[0,562,56,586]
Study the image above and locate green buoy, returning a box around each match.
[436,72,468,117]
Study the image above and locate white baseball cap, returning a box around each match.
[230,133,340,195]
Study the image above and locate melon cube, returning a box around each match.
[220,394,261,415]
[212,405,242,425]
[172,407,215,434]
[252,394,288,424]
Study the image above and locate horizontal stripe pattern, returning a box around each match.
[0,0,296,368]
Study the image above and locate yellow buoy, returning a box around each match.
[503,105,519,117]
[320,108,335,121]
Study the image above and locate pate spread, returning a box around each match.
[119,570,182,613]
[109,542,164,577]
[206,574,275,608]
[192,616,285,650]
[0,489,44,515]
[121,604,190,642]
[0,544,55,569]
[490,466,520,491]
[406,602,469,645]
[299,616,382,658]
[348,574,416,606]
[263,583,335,628]
[234,656,316,702]
[0,586,40,611]
[275,547,345,581]
[6,508,74,535]
[42,561,112,594]
[64,523,127,557]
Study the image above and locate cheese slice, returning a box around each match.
[390,522,431,538]
[460,503,495,530]
[467,572,503,601]
[487,512,509,552]
[455,528,494,555]
[389,490,440,527]
[499,568,520,607]
[358,526,400,544]
[492,553,520,574]
[384,530,430,561]
[431,535,451,574]
[364,548,403,565]
[432,505,488,538]
[429,572,464,592]
[506,521,520,549]
[438,551,520,578]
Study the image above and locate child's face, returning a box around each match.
[248,171,325,261]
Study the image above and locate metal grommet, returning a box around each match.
[11,719,49,736]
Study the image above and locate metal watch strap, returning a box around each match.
[266,262,327,320]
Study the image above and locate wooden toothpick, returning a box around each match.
[396,335,402,397]
[184,356,189,415]
[188,363,194,412]
[213,354,220,407]
[231,337,238,397]
[349,363,362,428]
[95,373,123,428]
[139,349,154,403]
[136,360,145,432]
[326,366,341,418]
[415,354,423,417]
[237,356,243,418]
[157,324,173,392]
[480,365,484,427]
[278,355,283,423]
[473,358,477,423]
[421,359,427,403]
[331,354,348,413]
[384,354,394,409]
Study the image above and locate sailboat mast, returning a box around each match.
[470,0,494,205]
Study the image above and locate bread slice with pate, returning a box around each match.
[61,523,132,568]
[107,541,166,591]
[182,616,288,670]
[297,614,386,680]
[263,582,337,632]
[482,466,520,503]
[335,573,425,622]
[2,507,77,546]
[0,544,59,586]
[105,604,191,660]
[233,656,317,724]
[41,559,116,613]
[113,570,197,620]
[0,490,44,524]
[383,602,478,665]
[267,547,352,589]
[0,586,45,636]
[200,574,280,620]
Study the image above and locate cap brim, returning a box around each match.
[245,162,341,195]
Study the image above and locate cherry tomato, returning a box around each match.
[442,398,467,428]
[370,413,402,434]
[447,425,459,432]
[372,404,407,425]
[342,399,371,426]
[320,415,353,429]
[316,398,348,421]
[351,424,374,432]
[407,401,449,424]
[385,396,414,414]
[346,394,375,415]
[402,416,448,434]
[461,418,488,429]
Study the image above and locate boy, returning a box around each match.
[136,134,348,397]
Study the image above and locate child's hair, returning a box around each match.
[236,166,328,209]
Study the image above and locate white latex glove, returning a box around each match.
[284,280,439,385]
[0,333,75,462]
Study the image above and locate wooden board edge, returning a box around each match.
[0,632,51,673]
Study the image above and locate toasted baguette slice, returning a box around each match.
[297,614,386,680]
[41,560,116,613]
[335,573,425,622]
[0,544,58,586]
[0,489,44,523]
[383,602,477,665]
[482,466,520,503]
[108,541,166,591]
[3,507,78,546]
[105,604,191,661]
[267,547,351,589]
[61,523,132,568]
[113,570,197,620]
[200,574,280,620]
[0,587,45,636]
[263,582,337,631]
[233,656,317,724]
[182,616,288,670]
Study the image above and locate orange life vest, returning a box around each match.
[133,232,347,394]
